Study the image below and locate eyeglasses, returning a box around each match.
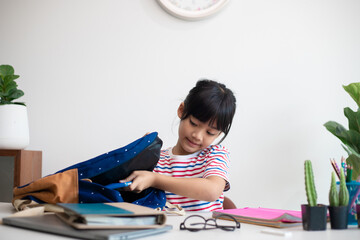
[180,214,241,232]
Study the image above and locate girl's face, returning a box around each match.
[173,103,222,155]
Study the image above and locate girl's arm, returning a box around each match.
[121,171,226,202]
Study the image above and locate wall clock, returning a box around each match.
[156,0,230,21]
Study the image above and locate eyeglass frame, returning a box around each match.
[179,213,241,232]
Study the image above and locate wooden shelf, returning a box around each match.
[0,150,42,202]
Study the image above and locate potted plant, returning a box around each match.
[301,160,327,231]
[324,82,360,181]
[324,82,360,224]
[328,169,349,229]
[0,64,29,149]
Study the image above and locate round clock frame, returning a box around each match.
[156,0,230,21]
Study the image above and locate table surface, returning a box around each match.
[0,202,359,240]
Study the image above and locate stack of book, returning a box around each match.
[3,202,171,239]
[213,207,302,228]
[56,202,167,229]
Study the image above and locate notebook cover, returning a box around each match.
[57,202,167,229]
[213,207,303,228]
[214,207,302,222]
[58,203,133,215]
[2,213,172,240]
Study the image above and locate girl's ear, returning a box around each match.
[177,102,185,118]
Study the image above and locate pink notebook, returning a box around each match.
[212,207,302,228]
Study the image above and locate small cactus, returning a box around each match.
[329,172,339,206]
[339,168,349,206]
[328,168,349,207]
[304,160,317,207]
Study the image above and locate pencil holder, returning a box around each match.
[343,181,360,225]
[356,204,360,228]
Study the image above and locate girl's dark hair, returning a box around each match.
[181,79,236,143]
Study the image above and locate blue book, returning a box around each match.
[56,202,167,229]
[58,203,133,215]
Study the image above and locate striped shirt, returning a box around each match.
[153,145,230,211]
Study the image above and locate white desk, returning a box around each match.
[0,202,359,240]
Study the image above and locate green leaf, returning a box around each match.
[8,89,24,101]
[4,74,19,83]
[343,129,360,154]
[0,64,24,105]
[3,80,17,93]
[344,107,360,132]
[345,130,359,150]
[2,85,17,99]
[343,83,360,108]
[324,121,360,154]
[346,154,360,181]
[6,88,17,98]
[13,102,25,106]
[342,144,360,158]
[0,65,15,78]
[324,121,351,146]
[0,101,25,106]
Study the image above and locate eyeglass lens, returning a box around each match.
[181,214,240,231]
[215,214,240,231]
[182,215,209,230]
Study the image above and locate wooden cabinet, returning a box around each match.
[0,150,42,202]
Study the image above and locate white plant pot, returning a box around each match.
[0,104,29,149]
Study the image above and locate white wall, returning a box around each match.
[1,0,359,210]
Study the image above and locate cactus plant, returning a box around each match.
[329,172,339,206]
[304,160,317,207]
[339,168,349,206]
[328,168,350,229]
[302,160,328,230]
[329,168,349,207]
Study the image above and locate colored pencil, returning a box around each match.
[330,159,341,179]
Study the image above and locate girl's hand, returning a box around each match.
[121,171,226,202]
[120,171,157,193]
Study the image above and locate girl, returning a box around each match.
[121,79,236,211]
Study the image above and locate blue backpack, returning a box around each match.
[13,132,166,209]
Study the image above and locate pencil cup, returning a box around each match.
[356,204,360,228]
[345,181,360,225]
